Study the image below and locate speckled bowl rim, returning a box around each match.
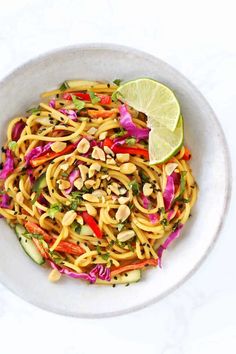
[0,43,232,318]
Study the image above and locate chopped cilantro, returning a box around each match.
[125,137,136,145]
[129,180,140,196]
[101,253,110,261]
[72,95,86,111]
[115,128,126,137]
[175,171,187,201]
[70,200,79,211]
[113,79,122,86]
[140,171,149,183]
[117,223,124,232]
[47,203,62,219]
[8,141,17,151]
[88,91,101,104]
[59,82,68,91]
[26,107,40,114]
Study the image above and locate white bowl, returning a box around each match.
[0,44,231,318]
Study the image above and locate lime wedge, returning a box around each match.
[117,78,180,132]
[149,115,183,164]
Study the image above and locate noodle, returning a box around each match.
[0,79,198,284]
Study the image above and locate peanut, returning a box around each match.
[51,141,67,153]
[120,162,136,174]
[116,153,130,163]
[117,229,135,242]
[62,210,77,226]
[77,138,90,154]
[115,205,130,222]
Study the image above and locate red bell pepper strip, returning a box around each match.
[62,92,111,105]
[82,212,103,239]
[103,138,113,148]
[87,110,114,118]
[30,144,75,167]
[25,222,84,256]
[112,145,149,159]
[111,258,158,277]
[182,147,191,160]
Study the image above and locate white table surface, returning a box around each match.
[0,0,235,353]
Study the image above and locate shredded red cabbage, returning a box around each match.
[0,193,11,209]
[157,224,183,267]
[12,121,25,141]
[141,194,159,224]
[0,149,14,179]
[118,105,150,140]
[167,209,175,221]
[49,99,56,108]
[58,109,77,121]
[65,169,80,194]
[25,142,52,166]
[163,175,175,210]
[50,262,111,283]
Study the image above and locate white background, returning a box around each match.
[0,1,235,353]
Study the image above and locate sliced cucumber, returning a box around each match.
[65,80,99,89]
[79,225,94,236]
[32,173,47,192]
[15,224,45,265]
[96,270,141,285]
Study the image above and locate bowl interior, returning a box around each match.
[0,44,230,317]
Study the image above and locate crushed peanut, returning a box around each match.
[143,183,153,197]
[62,210,77,226]
[74,178,83,190]
[87,127,97,135]
[118,196,130,204]
[83,194,100,203]
[89,162,101,178]
[92,189,107,199]
[85,203,97,217]
[91,146,106,161]
[57,179,71,190]
[60,162,69,171]
[116,153,130,163]
[51,141,67,153]
[98,131,108,140]
[84,179,96,189]
[119,187,127,195]
[115,205,130,222]
[93,178,101,190]
[77,138,90,154]
[76,215,84,225]
[78,165,89,182]
[106,158,116,165]
[117,229,135,242]
[120,162,136,174]
[48,269,61,282]
[104,146,114,156]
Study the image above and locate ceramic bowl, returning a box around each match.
[0,44,231,317]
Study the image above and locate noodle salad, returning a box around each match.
[0,79,197,285]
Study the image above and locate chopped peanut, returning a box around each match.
[92,146,106,161]
[48,269,61,282]
[78,165,89,182]
[85,203,97,217]
[77,138,90,154]
[74,178,83,190]
[117,230,135,242]
[143,183,153,197]
[120,162,136,174]
[116,153,130,163]
[115,205,130,222]
[83,194,100,203]
[51,141,67,153]
[62,210,77,226]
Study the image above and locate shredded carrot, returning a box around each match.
[111,258,158,277]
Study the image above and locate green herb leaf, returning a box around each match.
[127,242,134,252]
[71,221,81,234]
[26,107,40,114]
[129,180,140,196]
[160,218,168,226]
[96,244,102,255]
[59,82,68,91]
[61,172,69,178]
[47,203,62,219]
[113,79,122,86]
[111,90,124,103]
[125,137,136,145]
[115,128,126,137]
[101,253,110,261]
[88,91,101,104]
[158,207,165,214]
[70,200,79,211]
[140,171,149,183]
[8,141,17,151]
[117,223,124,232]
[175,171,187,201]
[72,95,86,111]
